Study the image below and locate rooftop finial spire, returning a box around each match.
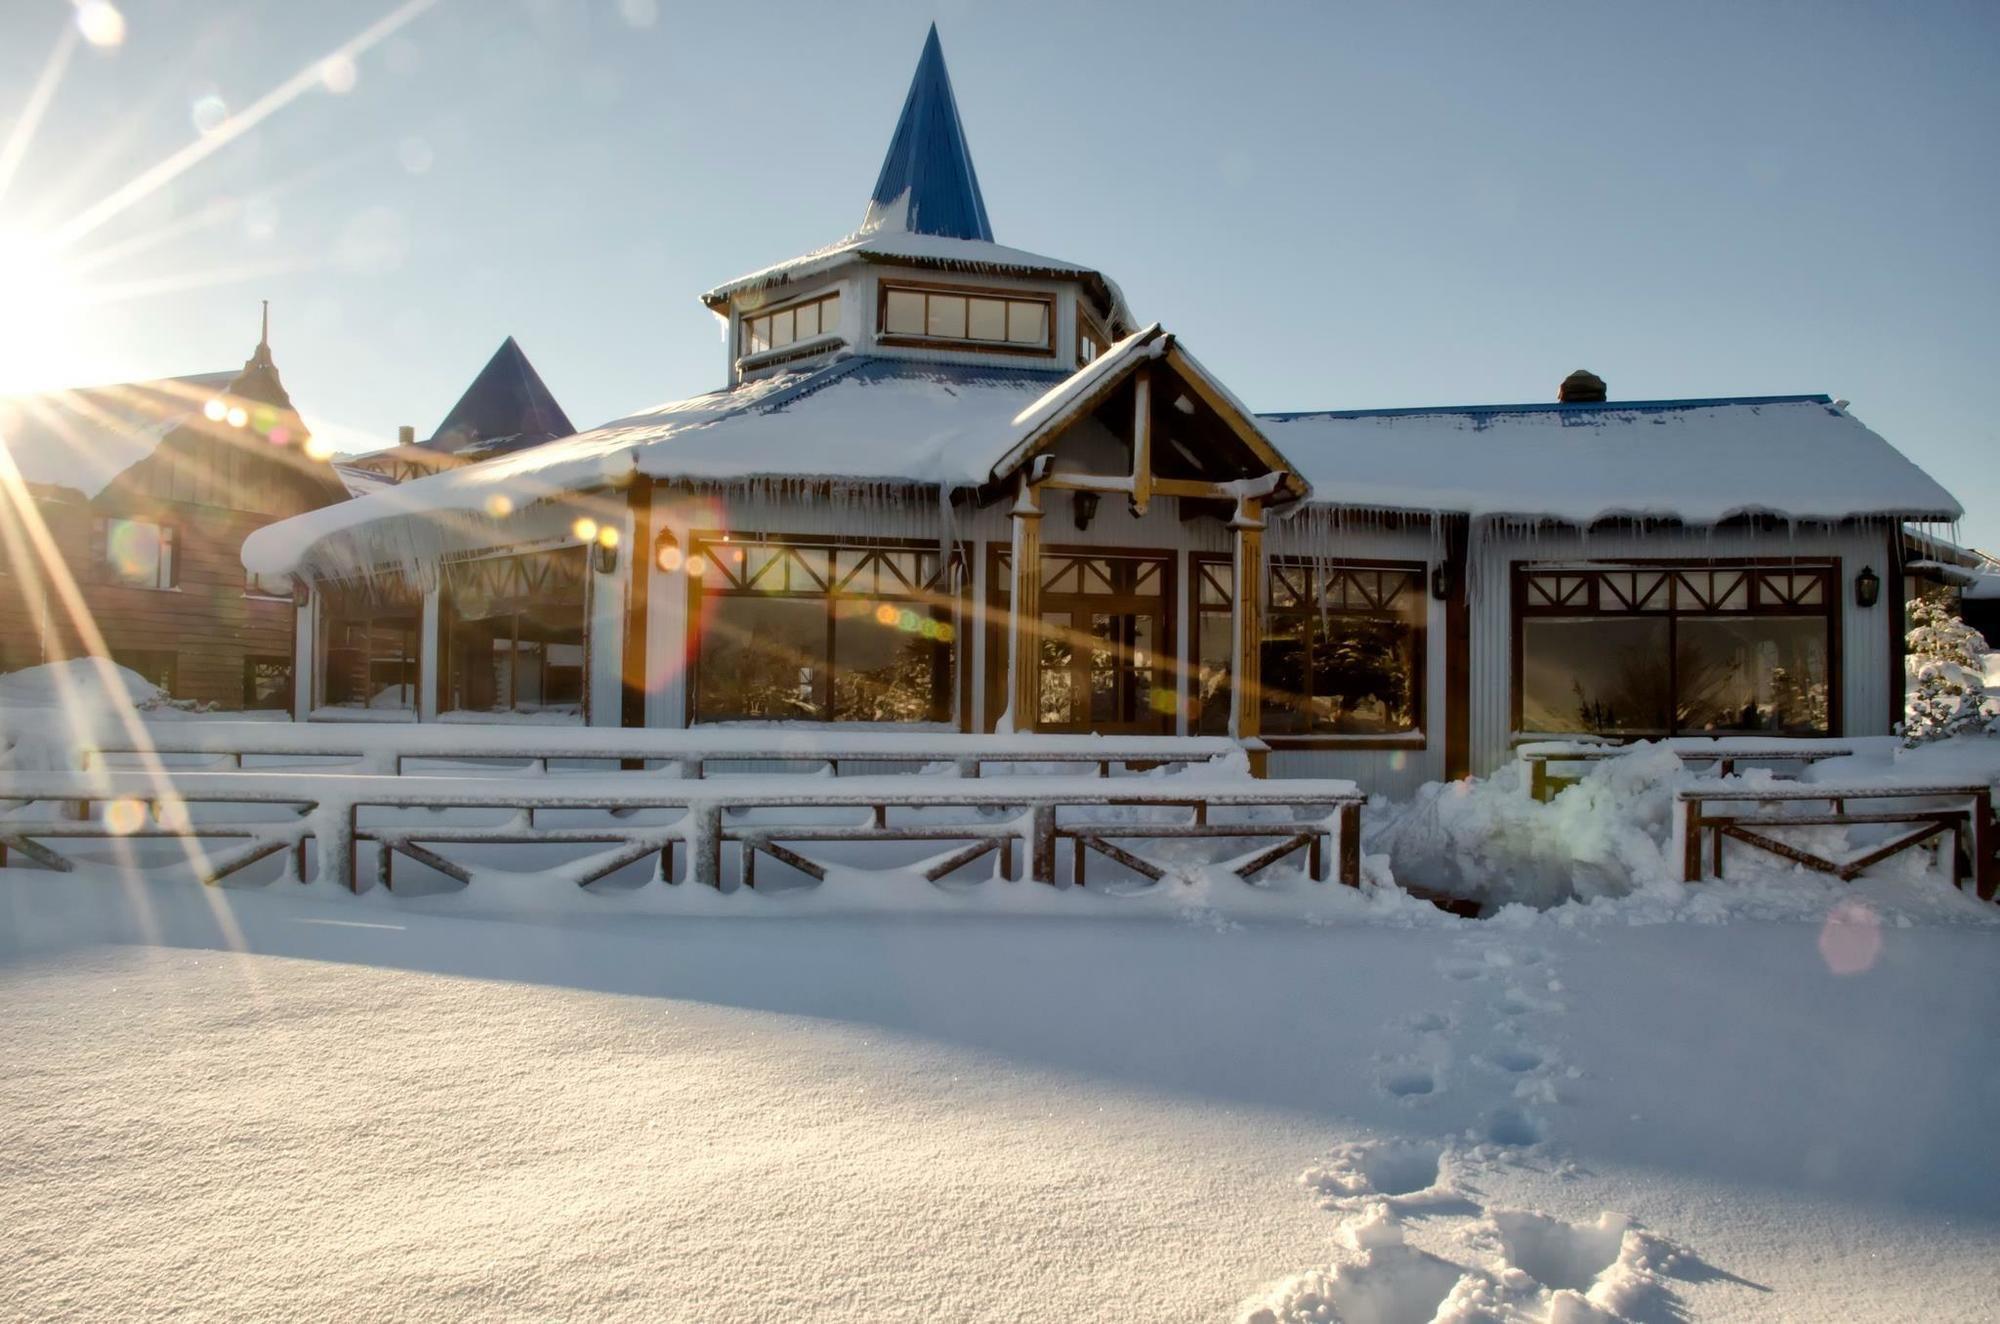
[860,24,993,241]
[259,299,269,350]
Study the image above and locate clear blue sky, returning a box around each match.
[7,0,1998,544]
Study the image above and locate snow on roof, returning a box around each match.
[1260,396,1961,525]
[243,357,1066,578]
[0,372,235,499]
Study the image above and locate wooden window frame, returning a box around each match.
[97,516,177,591]
[1191,553,1429,750]
[984,543,1179,736]
[737,289,844,362]
[242,655,293,710]
[315,578,423,713]
[439,544,591,718]
[684,532,968,727]
[1076,306,1110,369]
[1509,558,1843,740]
[876,280,1056,357]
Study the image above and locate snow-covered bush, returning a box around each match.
[1901,598,1998,747]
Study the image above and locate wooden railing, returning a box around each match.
[0,769,1364,893]
[1675,781,1996,899]
[73,725,1258,780]
[1521,738,1856,802]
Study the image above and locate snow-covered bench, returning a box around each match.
[1674,781,1996,899]
[1522,738,1855,802]
[0,770,1365,892]
[74,726,1255,781]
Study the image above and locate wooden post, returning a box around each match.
[691,803,722,888]
[1441,513,1471,781]
[1337,801,1360,886]
[1029,803,1057,885]
[1130,364,1153,515]
[621,479,654,732]
[1230,494,1266,776]
[1007,477,1043,732]
[1974,788,1995,902]
[1679,797,1701,883]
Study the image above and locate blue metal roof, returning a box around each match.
[1261,393,1835,423]
[426,336,576,454]
[867,25,994,242]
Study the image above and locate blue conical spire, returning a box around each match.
[863,25,994,242]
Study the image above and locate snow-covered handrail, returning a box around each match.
[1521,738,1856,801]
[75,724,1255,781]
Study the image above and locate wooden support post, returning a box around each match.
[621,479,654,735]
[1130,363,1153,515]
[691,804,722,889]
[1007,477,1044,733]
[1230,494,1266,777]
[1029,803,1057,885]
[1337,802,1360,887]
[1975,788,1995,902]
[1680,798,1702,883]
[1529,759,1549,803]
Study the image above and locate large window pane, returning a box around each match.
[966,297,1007,341]
[884,289,925,336]
[1196,613,1233,735]
[1521,617,1671,735]
[444,549,587,716]
[1007,300,1048,345]
[1308,615,1419,734]
[831,598,953,721]
[321,584,419,712]
[696,595,828,720]
[926,293,967,339]
[103,518,173,589]
[1678,616,1829,734]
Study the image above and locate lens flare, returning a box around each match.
[202,398,227,421]
[318,54,358,95]
[657,544,683,572]
[74,2,126,48]
[483,493,513,518]
[571,516,598,543]
[104,797,146,835]
[597,525,620,549]
[685,554,706,578]
[304,435,336,460]
[225,406,247,427]
[874,603,898,626]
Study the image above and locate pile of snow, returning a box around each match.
[0,659,170,712]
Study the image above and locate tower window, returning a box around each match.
[739,290,842,359]
[878,283,1053,353]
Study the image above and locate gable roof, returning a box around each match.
[1260,396,1961,524]
[0,372,237,499]
[424,337,575,456]
[861,25,993,242]
[992,324,1312,504]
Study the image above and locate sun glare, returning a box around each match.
[0,227,89,395]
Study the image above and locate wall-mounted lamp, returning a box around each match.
[1855,565,1881,608]
[1072,490,1099,532]
[654,528,683,572]
[593,524,621,574]
[1430,564,1453,601]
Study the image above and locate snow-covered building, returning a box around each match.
[243,27,1961,787]
[0,313,346,707]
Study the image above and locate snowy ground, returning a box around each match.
[4,868,1997,1322]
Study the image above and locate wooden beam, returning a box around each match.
[1231,494,1265,776]
[1442,514,1471,780]
[1131,364,1153,515]
[621,479,653,729]
[1007,476,1043,732]
[1040,473,1263,501]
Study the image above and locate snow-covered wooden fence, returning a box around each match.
[71,726,1256,781]
[0,769,1365,892]
[1675,781,1996,898]
[1521,738,1856,802]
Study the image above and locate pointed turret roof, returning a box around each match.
[860,25,992,241]
[226,300,300,413]
[425,337,575,456]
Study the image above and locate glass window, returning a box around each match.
[443,547,588,716]
[926,293,967,340]
[101,518,174,589]
[884,288,925,336]
[243,656,291,710]
[1195,559,1425,737]
[1516,564,1834,736]
[692,539,957,723]
[880,284,1053,351]
[771,308,795,348]
[319,581,420,712]
[966,297,1007,341]
[740,291,841,359]
[1008,300,1049,345]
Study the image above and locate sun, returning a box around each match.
[0,226,91,396]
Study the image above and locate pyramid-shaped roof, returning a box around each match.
[425,337,575,456]
[859,25,993,242]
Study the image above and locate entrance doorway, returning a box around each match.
[987,547,1175,734]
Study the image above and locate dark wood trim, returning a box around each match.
[621,480,654,729]
[876,278,1057,356]
[1442,514,1471,780]
[1887,526,1907,732]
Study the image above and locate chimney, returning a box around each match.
[1558,369,1607,404]
[398,424,415,447]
